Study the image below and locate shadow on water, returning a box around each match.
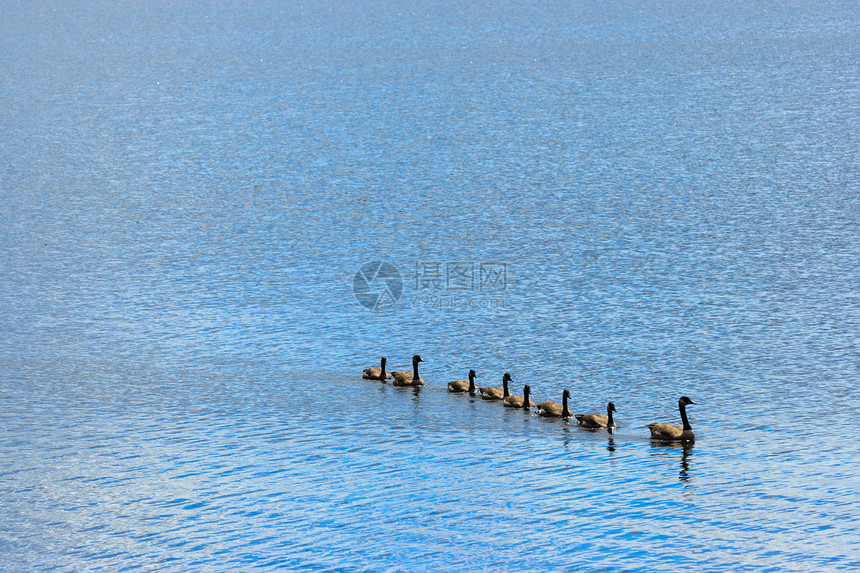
[650,442,695,483]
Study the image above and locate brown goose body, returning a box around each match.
[479,373,511,400]
[538,390,571,418]
[535,399,555,411]
[391,355,425,386]
[448,369,477,394]
[362,357,391,381]
[576,401,617,428]
[647,396,696,442]
[504,385,535,409]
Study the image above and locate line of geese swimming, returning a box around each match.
[363,355,697,443]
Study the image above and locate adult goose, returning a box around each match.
[575,401,617,428]
[479,372,511,400]
[391,355,425,386]
[647,396,696,442]
[448,369,477,394]
[537,389,571,418]
[504,385,535,409]
[362,357,391,381]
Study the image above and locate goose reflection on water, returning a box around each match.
[679,446,693,483]
[650,442,695,483]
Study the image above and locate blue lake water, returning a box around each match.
[1,1,859,570]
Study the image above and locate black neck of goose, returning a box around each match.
[412,361,420,380]
[679,402,692,431]
[562,394,570,417]
[607,405,614,426]
[380,359,387,377]
[521,388,530,409]
[468,374,475,393]
[503,379,509,397]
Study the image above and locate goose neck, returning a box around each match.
[679,402,692,431]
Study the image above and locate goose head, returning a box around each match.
[608,401,617,413]
[468,369,477,381]
[412,355,424,365]
[679,396,696,407]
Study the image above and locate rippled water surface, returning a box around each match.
[2,1,859,571]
